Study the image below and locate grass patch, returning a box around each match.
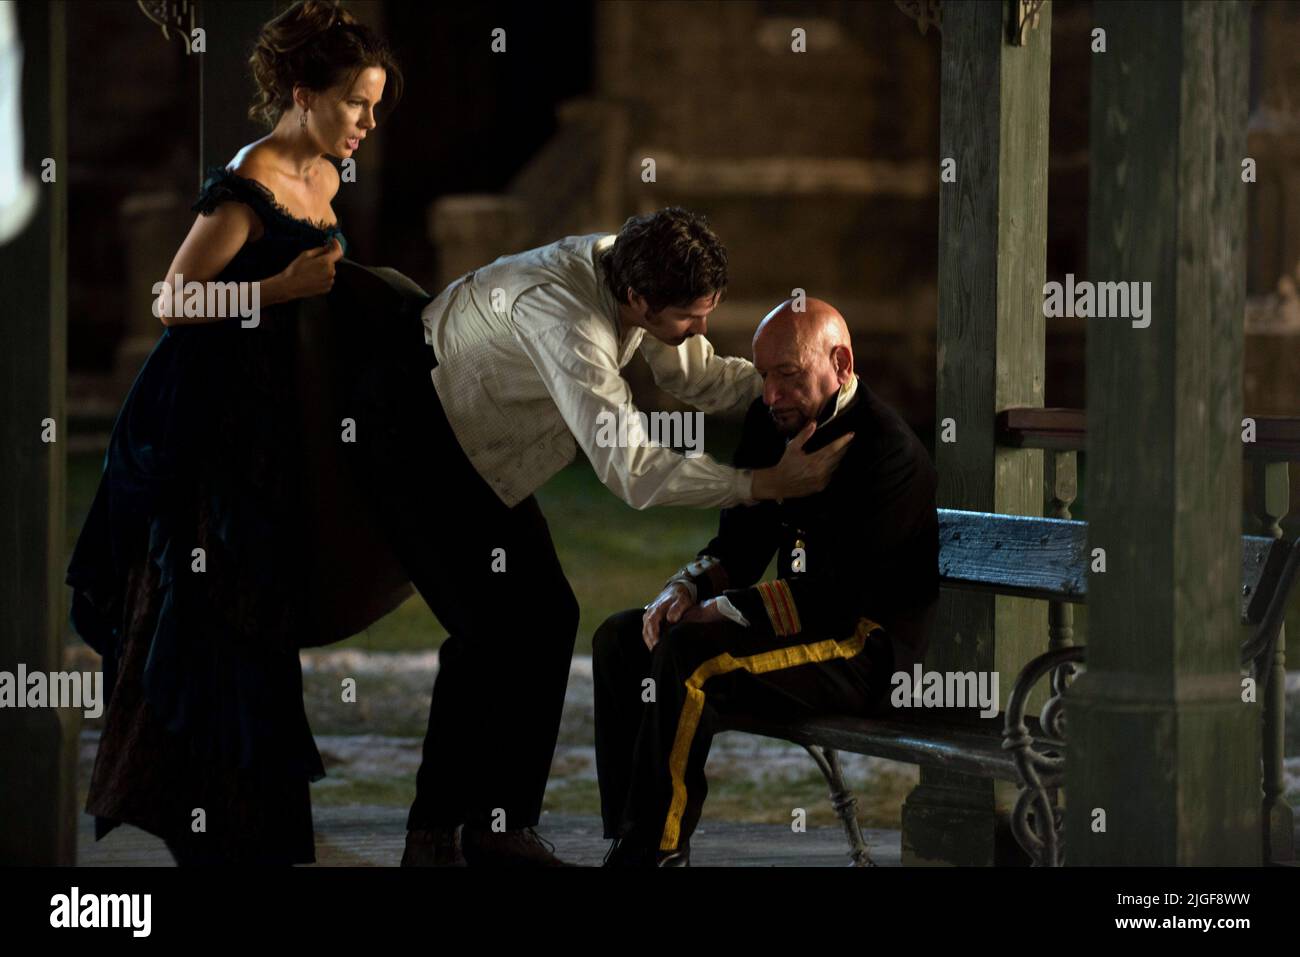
[542,778,605,819]
[310,775,415,809]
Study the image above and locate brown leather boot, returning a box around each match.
[400,826,467,867]
[460,825,579,867]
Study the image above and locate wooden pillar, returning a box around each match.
[903,0,1051,865]
[1067,0,1256,865]
[0,0,74,865]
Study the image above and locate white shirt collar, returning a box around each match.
[822,374,860,427]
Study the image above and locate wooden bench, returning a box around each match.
[721,414,1299,867]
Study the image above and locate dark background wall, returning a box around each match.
[61,0,1300,436]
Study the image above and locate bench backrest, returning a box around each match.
[936,508,1290,625]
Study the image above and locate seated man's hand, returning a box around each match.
[751,420,855,501]
[642,582,696,651]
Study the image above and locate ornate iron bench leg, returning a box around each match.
[1004,646,1084,866]
[801,743,875,866]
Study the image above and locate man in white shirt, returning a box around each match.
[346,208,853,866]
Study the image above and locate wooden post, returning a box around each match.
[1067,0,1257,865]
[0,0,75,865]
[903,0,1051,865]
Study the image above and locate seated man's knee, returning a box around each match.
[655,619,721,667]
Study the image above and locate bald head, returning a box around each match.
[754,297,851,356]
[752,297,854,436]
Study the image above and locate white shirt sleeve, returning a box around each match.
[640,333,762,418]
[511,285,756,510]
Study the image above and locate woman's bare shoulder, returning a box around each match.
[227,141,277,182]
[193,147,265,237]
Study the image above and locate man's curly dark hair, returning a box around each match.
[602,207,728,313]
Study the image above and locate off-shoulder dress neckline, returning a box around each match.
[217,165,341,234]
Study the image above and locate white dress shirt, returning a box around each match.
[422,233,762,509]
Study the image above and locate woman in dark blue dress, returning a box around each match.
[66,0,403,865]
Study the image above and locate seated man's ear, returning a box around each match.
[831,343,854,383]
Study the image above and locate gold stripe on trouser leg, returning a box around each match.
[658,617,883,852]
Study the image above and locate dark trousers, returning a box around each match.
[593,608,894,851]
[345,320,579,832]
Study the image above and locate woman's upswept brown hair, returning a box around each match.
[248,0,403,128]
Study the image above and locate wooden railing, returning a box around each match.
[997,408,1300,462]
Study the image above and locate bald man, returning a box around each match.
[593,298,939,866]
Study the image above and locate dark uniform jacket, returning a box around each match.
[676,379,940,675]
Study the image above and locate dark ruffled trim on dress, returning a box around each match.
[194,165,343,236]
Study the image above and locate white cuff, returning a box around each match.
[670,579,699,602]
[734,468,757,506]
[714,595,750,627]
